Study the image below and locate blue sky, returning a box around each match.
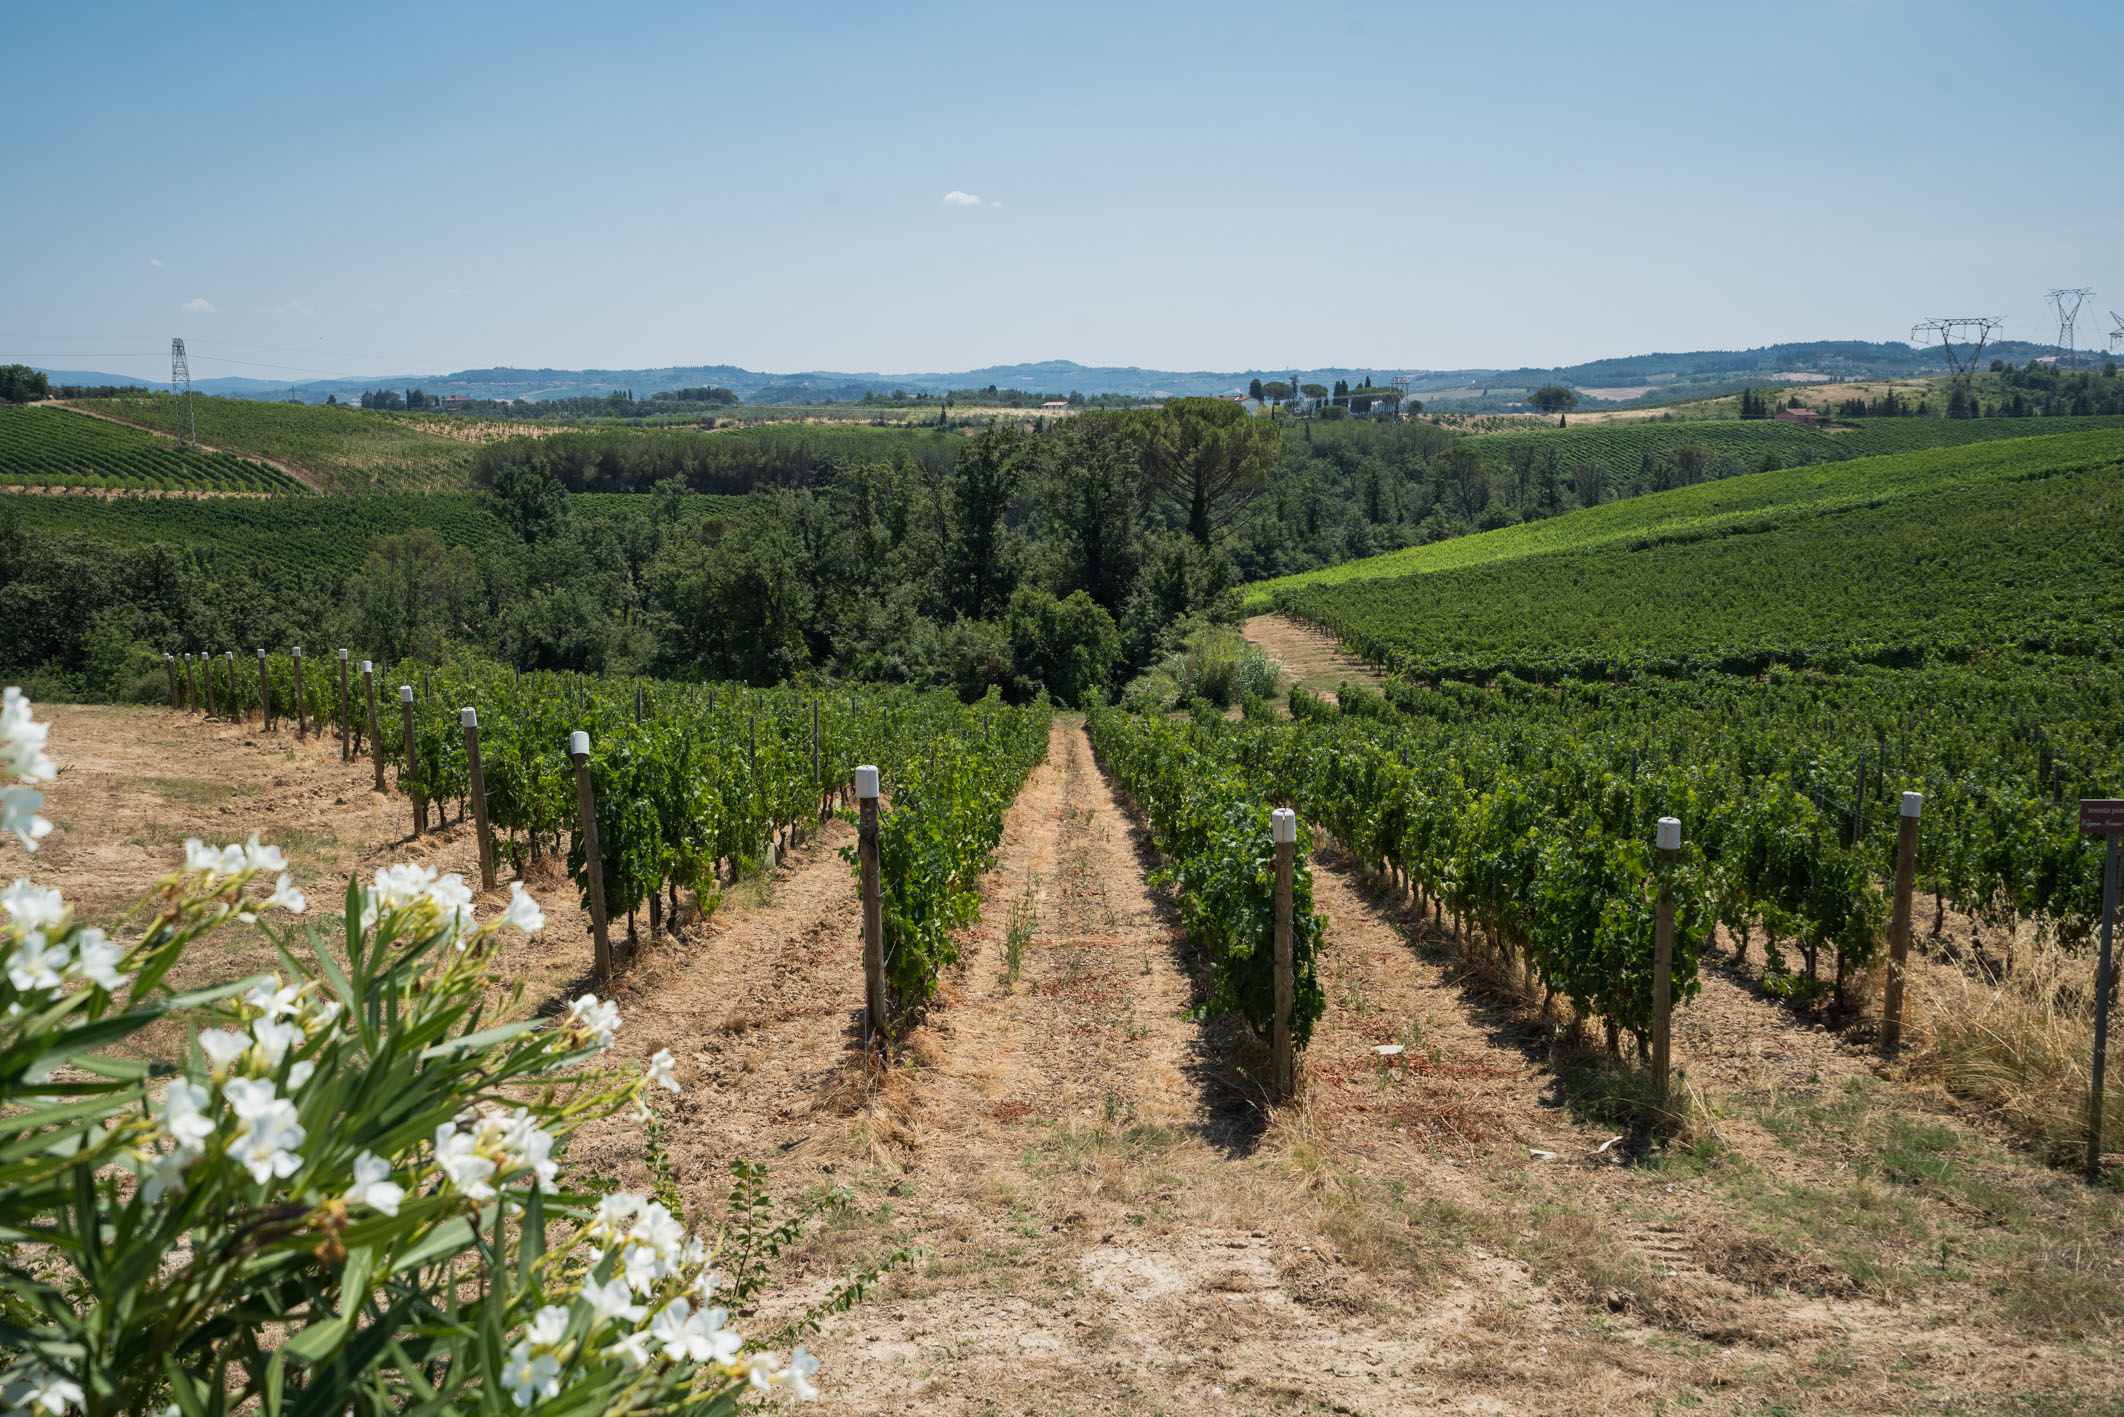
[4,0,2118,382]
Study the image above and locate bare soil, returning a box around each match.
[1242,614,1386,708]
[24,705,2122,1414]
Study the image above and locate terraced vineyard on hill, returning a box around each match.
[1245,426,2124,610]
[0,405,306,493]
[67,393,517,491]
[1276,431,2124,682]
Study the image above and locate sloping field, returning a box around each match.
[1465,411,2124,484]
[1242,426,2124,612]
[1267,430,2124,680]
[0,404,306,493]
[67,393,518,491]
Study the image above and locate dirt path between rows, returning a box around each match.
[1243,613,1387,707]
[18,705,2120,1414]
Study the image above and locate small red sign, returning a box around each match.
[2081,799,2124,834]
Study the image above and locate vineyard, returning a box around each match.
[1468,410,2124,484]
[67,393,510,491]
[1276,431,2124,682]
[168,652,1050,1030]
[0,405,306,494]
[1243,426,2124,610]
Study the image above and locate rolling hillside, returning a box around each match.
[1244,423,2124,611]
[1264,430,2124,681]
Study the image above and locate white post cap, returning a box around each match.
[292,646,302,658]
[854,765,880,799]
[569,730,590,757]
[256,648,265,657]
[1271,807,1297,844]
[164,652,172,660]
[461,706,478,727]
[1656,817,1682,851]
[399,685,414,703]
[361,660,373,673]
[1900,791,1923,818]
[225,651,234,660]
[338,647,348,659]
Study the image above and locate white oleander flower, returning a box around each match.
[0,1362,83,1417]
[198,1028,251,1076]
[265,874,306,914]
[250,1018,304,1068]
[432,1121,497,1200]
[745,1352,778,1391]
[68,928,127,991]
[241,834,287,873]
[646,1048,679,1093]
[781,1343,821,1402]
[564,994,621,1050]
[229,1100,305,1184]
[603,1328,653,1370]
[222,1077,280,1120]
[160,1079,216,1149]
[649,1300,699,1359]
[142,1145,197,1204]
[0,689,55,779]
[347,1150,404,1216]
[6,933,68,991]
[582,1275,646,1329]
[0,783,52,851]
[525,1305,571,1349]
[2,879,66,932]
[499,882,545,933]
[245,979,304,1019]
[500,1341,560,1409]
[287,1060,315,1091]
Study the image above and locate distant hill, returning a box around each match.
[33,338,2076,408]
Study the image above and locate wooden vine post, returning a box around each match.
[362,662,384,793]
[1652,816,1680,1098]
[337,650,352,760]
[463,707,495,892]
[182,653,197,713]
[254,650,270,732]
[291,647,307,738]
[163,654,179,711]
[1272,807,1297,1099]
[1880,792,1922,1049]
[571,731,613,984]
[202,653,216,717]
[399,686,424,836]
[2080,797,2124,1180]
[857,765,885,1050]
[224,652,236,717]
[812,698,822,818]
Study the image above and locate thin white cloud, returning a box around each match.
[180,297,216,313]
[265,300,316,317]
[941,190,980,207]
[446,288,462,296]
[989,200,1003,208]
[149,257,164,267]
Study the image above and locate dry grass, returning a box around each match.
[1905,931,2124,1159]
